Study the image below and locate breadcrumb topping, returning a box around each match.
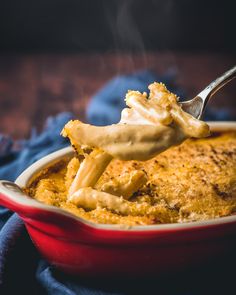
[25,132,236,226]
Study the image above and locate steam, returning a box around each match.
[104,0,147,71]
[116,0,145,53]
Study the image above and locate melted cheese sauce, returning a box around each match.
[62,121,187,161]
[62,83,209,161]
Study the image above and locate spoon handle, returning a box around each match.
[197,65,236,107]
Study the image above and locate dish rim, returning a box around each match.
[6,121,236,231]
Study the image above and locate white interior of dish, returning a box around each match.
[8,121,236,231]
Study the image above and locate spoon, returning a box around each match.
[180,65,236,119]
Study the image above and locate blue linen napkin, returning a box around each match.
[0,70,234,295]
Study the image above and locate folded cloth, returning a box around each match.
[0,112,75,294]
[0,70,234,295]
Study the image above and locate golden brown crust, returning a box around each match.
[25,132,236,225]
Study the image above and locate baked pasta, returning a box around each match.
[24,83,236,226]
[26,131,236,225]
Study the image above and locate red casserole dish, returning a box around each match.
[0,122,236,277]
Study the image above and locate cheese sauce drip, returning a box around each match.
[61,82,210,211]
[62,83,209,161]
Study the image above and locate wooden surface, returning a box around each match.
[0,52,235,139]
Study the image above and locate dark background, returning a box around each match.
[0,0,236,53]
[0,0,235,139]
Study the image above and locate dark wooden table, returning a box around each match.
[0,52,235,139]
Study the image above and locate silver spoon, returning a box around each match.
[180,65,236,119]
